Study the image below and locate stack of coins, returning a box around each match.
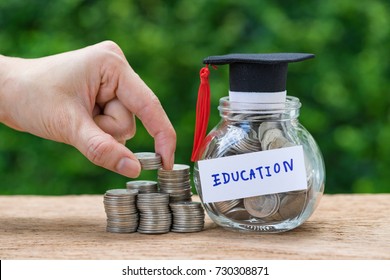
[126,180,158,193]
[104,151,206,234]
[137,193,171,234]
[170,202,205,233]
[103,189,138,233]
[134,152,163,170]
[158,164,192,202]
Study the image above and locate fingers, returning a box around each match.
[89,41,176,170]
[116,71,177,170]
[76,116,141,178]
[94,98,136,142]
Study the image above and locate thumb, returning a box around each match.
[75,119,141,178]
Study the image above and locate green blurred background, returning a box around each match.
[0,0,389,195]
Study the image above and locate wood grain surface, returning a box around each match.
[0,194,389,259]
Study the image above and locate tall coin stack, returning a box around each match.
[158,164,192,203]
[137,193,172,234]
[104,189,138,233]
[170,202,205,233]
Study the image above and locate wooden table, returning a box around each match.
[0,194,388,259]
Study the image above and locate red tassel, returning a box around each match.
[191,65,211,162]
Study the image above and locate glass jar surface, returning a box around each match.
[193,96,325,233]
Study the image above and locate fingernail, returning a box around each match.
[116,157,141,178]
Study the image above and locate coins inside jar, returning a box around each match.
[201,119,313,224]
[214,199,242,213]
[243,194,280,219]
[278,190,307,220]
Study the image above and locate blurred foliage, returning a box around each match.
[0,0,389,194]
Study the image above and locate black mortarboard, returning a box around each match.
[203,53,314,100]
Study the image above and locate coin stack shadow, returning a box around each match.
[104,189,139,233]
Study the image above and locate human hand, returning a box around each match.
[0,41,176,178]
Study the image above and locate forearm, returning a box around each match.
[0,55,26,131]
[0,54,11,125]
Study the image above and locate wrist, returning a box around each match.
[0,54,7,123]
[0,55,19,127]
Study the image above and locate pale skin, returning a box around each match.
[0,41,176,178]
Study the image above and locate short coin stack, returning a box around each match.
[126,180,158,193]
[158,164,192,203]
[104,189,138,233]
[134,152,163,170]
[170,202,205,233]
[137,193,172,234]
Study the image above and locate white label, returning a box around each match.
[229,90,287,103]
[198,145,307,203]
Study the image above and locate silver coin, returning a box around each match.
[268,136,290,150]
[158,177,191,183]
[105,189,138,196]
[137,229,170,234]
[106,227,138,233]
[158,164,190,176]
[171,228,203,233]
[170,201,202,208]
[214,199,242,214]
[243,194,280,218]
[126,180,158,193]
[278,191,307,220]
[159,183,191,189]
[260,128,284,150]
[258,122,282,140]
[103,202,137,207]
[137,192,169,200]
[224,207,251,220]
[134,152,163,170]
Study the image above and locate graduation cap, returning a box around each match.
[204,53,314,103]
[191,53,314,161]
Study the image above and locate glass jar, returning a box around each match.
[193,96,325,232]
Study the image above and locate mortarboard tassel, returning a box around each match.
[191,65,211,162]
